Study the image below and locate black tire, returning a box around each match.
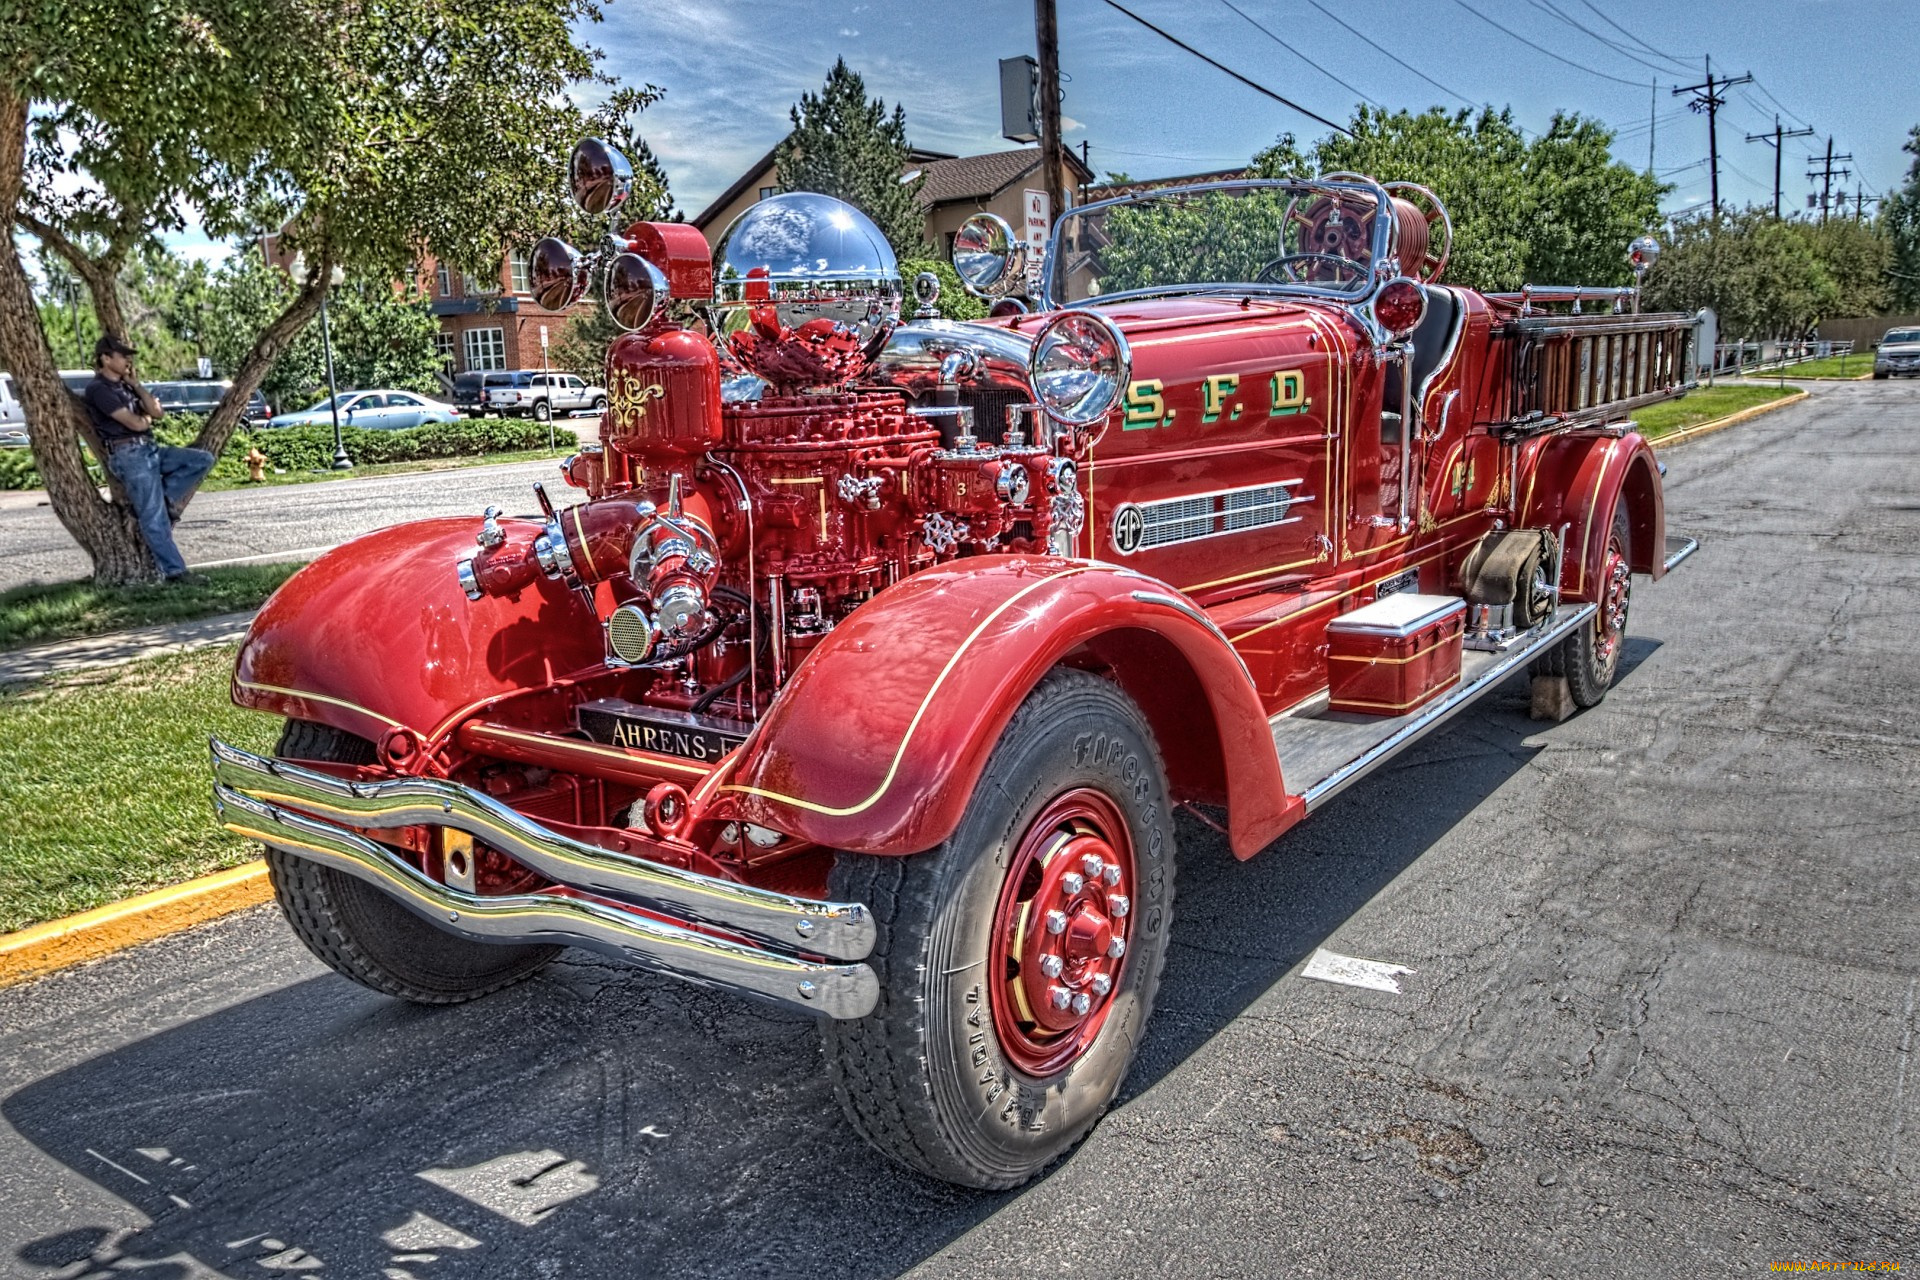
[820,669,1176,1188]
[1873,370,1889,380]
[264,719,560,1004]
[533,399,552,422]
[591,395,608,414]
[1532,504,1632,708]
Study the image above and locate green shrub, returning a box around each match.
[0,449,37,491]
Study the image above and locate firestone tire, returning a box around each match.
[819,669,1176,1189]
[533,399,552,422]
[264,719,561,1005]
[1532,504,1632,709]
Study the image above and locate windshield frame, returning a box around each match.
[1042,176,1397,311]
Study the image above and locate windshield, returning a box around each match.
[301,394,361,413]
[1886,329,1920,344]
[1046,178,1393,308]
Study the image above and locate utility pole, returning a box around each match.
[1673,56,1751,216]
[1745,116,1814,219]
[1035,0,1067,234]
[1648,77,1657,175]
[1806,136,1853,222]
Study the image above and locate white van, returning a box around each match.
[0,372,25,448]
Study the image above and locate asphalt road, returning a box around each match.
[2,379,1916,1277]
[0,419,597,592]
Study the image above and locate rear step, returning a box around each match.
[1273,603,1597,812]
[1663,534,1699,572]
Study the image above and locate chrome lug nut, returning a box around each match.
[1102,863,1122,886]
[1045,910,1068,935]
[1081,852,1105,878]
[1071,992,1092,1015]
[1107,937,1127,959]
[1038,953,1064,979]
[1109,894,1131,918]
[1061,872,1085,895]
[1090,973,1112,996]
[1049,986,1073,1010]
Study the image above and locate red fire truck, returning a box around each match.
[212,140,1697,1188]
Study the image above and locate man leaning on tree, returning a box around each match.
[82,335,215,584]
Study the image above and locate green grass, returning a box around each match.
[1634,384,1802,440]
[0,562,302,652]
[1771,354,1874,379]
[200,445,574,492]
[0,643,278,932]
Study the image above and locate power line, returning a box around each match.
[1519,0,1686,77]
[1745,117,1814,217]
[1296,0,1483,113]
[1573,0,1700,72]
[1673,59,1752,214]
[1444,0,1653,88]
[1097,0,1355,136]
[1749,77,1815,132]
[1215,0,1383,111]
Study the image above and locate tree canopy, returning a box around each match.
[774,59,927,256]
[1642,208,1890,338]
[1885,125,1920,313]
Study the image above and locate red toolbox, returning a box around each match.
[1326,593,1467,715]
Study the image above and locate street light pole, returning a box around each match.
[321,293,350,469]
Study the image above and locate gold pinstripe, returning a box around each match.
[235,679,405,730]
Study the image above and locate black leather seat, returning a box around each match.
[1384,286,1459,416]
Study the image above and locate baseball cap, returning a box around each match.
[94,335,137,359]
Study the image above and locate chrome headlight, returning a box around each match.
[1027,311,1131,427]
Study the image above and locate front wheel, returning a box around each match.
[264,719,560,1004]
[1533,504,1632,708]
[820,669,1176,1188]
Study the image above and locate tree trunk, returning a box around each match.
[191,269,330,467]
[0,90,156,583]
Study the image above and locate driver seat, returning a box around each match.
[1384,285,1461,418]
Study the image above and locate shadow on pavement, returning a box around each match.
[4,643,1657,1279]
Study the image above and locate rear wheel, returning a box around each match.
[533,399,552,422]
[1533,504,1632,708]
[820,669,1176,1188]
[591,395,608,414]
[264,720,560,1004]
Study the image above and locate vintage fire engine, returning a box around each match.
[210,140,1697,1188]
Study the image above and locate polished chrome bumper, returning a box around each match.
[210,739,878,1019]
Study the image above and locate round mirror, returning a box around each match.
[953,212,1024,296]
[530,237,588,311]
[606,252,668,331]
[569,137,634,217]
[1628,234,1661,273]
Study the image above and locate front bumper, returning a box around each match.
[210,739,878,1018]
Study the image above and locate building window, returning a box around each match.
[435,262,450,297]
[509,249,530,294]
[462,271,480,296]
[463,327,505,371]
[758,186,779,201]
[434,331,457,369]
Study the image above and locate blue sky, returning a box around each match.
[593,0,1917,222]
[155,0,1914,266]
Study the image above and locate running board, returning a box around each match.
[1662,534,1699,572]
[1272,603,1597,813]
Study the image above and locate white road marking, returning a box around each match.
[382,1211,481,1253]
[417,1149,600,1227]
[1301,947,1416,994]
[1890,976,1915,1176]
[84,1148,151,1185]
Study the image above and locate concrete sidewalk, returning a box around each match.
[0,609,255,685]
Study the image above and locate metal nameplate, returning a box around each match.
[1373,568,1418,599]
[576,700,749,764]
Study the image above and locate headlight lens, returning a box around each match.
[1027,310,1131,427]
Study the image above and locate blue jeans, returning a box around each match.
[105,438,216,578]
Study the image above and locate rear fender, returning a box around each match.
[234,518,606,748]
[712,557,1295,859]
[1517,431,1666,601]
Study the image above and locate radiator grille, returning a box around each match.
[1112,481,1310,555]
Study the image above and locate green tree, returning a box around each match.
[774,59,928,256]
[1,0,652,582]
[898,258,987,321]
[619,128,678,221]
[1642,209,1836,339]
[1799,216,1891,318]
[1883,125,1920,312]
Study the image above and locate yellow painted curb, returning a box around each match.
[0,860,271,990]
[1652,388,1810,450]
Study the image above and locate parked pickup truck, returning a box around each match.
[212,146,1700,1191]
[489,370,608,421]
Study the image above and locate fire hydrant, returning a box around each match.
[246,448,268,483]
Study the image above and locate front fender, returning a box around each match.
[1517,431,1666,601]
[234,518,606,747]
[712,556,1294,859]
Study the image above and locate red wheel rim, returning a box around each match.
[1595,534,1631,666]
[989,789,1137,1077]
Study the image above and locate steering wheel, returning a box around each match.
[1384,181,1453,283]
[1253,253,1370,286]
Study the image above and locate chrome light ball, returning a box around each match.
[570,137,634,217]
[709,193,901,390]
[1027,310,1131,427]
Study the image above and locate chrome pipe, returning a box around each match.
[214,785,877,1019]
[1398,342,1415,532]
[210,739,873,962]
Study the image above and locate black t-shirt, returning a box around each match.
[83,375,145,445]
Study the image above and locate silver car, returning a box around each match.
[0,372,24,448]
[1874,327,1920,379]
